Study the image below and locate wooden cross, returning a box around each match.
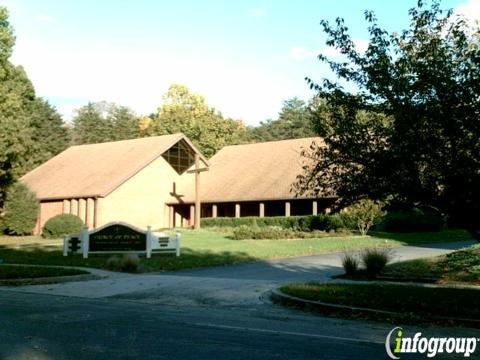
[187,154,208,229]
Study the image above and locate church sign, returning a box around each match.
[63,222,180,258]
[89,224,146,252]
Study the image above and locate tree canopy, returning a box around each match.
[3,182,39,235]
[0,7,34,202]
[296,0,480,227]
[151,84,246,157]
[0,6,70,211]
[29,98,70,168]
[72,102,139,145]
[246,97,316,142]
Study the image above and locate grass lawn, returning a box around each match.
[0,228,471,272]
[0,264,87,280]
[280,282,480,324]
[383,244,480,284]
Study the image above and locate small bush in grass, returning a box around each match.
[341,253,359,275]
[233,225,294,240]
[232,225,254,239]
[105,254,140,272]
[3,183,39,235]
[105,256,121,270]
[361,248,392,277]
[42,214,84,238]
[120,254,140,272]
[344,199,385,235]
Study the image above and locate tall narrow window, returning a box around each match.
[162,140,196,174]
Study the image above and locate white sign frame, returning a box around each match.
[63,222,181,259]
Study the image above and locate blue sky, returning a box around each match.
[4,0,478,124]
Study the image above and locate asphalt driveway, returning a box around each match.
[2,240,474,308]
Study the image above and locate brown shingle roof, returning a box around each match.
[22,133,207,200]
[178,137,325,203]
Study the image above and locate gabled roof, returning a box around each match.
[178,137,325,203]
[22,133,207,200]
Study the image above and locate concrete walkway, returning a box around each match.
[0,240,474,307]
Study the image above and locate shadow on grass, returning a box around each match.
[0,244,343,282]
[370,229,474,249]
[0,245,260,272]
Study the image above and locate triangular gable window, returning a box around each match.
[162,139,196,174]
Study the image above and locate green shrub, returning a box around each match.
[382,210,445,232]
[361,248,392,277]
[344,199,385,235]
[105,256,121,270]
[105,254,140,272]
[338,212,357,230]
[232,225,291,240]
[341,252,359,275]
[312,214,345,231]
[3,183,39,235]
[201,216,307,229]
[202,214,346,232]
[119,254,140,272]
[231,225,347,240]
[42,214,84,238]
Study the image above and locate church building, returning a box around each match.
[21,133,334,234]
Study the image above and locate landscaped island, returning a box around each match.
[275,243,480,326]
[0,264,88,286]
[278,282,480,326]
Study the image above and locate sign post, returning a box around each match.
[81,227,89,259]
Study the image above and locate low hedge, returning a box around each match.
[201,216,303,229]
[203,210,446,234]
[232,225,349,240]
[201,214,349,232]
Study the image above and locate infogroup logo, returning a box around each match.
[385,327,479,358]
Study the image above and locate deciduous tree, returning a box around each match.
[152,84,245,157]
[0,7,35,209]
[296,1,480,228]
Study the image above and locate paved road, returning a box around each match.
[0,291,477,360]
[0,240,477,359]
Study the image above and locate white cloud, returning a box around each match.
[249,8,265,18]
[455,0,480,28]
[34,14,54,23]
[318,46,342,58]
[289,47,317,60]
[353,39,369,54]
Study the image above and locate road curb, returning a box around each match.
[0,264,107,286]
[0,273,100,286]
[270,288,398,316]
[270,287,480,328]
